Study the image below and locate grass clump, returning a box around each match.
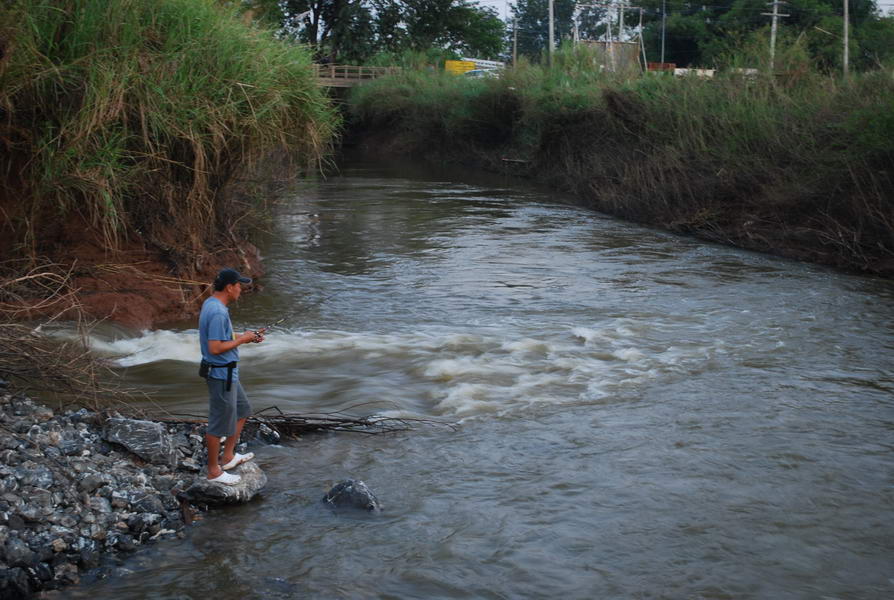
[0,0,338,268]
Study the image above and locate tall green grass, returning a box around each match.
[348,43,894,273]
[0,0,338,265]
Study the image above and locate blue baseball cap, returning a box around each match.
[214,268,252,290]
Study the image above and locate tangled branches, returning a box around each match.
[155,403,456,438]
[0,260,134,409]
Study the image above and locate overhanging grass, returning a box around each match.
[0,0,338,265]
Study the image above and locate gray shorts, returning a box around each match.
[206,379,251,437]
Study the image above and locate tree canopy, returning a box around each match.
[240,0,506,62]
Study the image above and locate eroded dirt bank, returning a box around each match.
[4,220,264,331]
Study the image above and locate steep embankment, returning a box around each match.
[0,0,338,327]
[347,60,894,276]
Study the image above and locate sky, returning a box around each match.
[480,0,512,21]
[479,0,894,21]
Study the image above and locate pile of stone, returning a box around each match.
[0,381,269,599]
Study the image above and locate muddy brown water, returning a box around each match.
[69,160,894,599]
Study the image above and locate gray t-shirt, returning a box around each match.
[199,297,240,381]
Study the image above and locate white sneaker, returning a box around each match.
[222,452,254,471]
[207,471,241,485]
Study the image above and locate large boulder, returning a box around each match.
[183,461,267,505]
[323,479,381,512]
[102,418,178,469]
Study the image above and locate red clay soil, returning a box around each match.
[6,217,264,330]
[66,241,264,330]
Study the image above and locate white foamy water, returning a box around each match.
[89,329,200,366]
[93,317,723,418]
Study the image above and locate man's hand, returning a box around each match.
[209,330,265,355]
[237,330,264,345]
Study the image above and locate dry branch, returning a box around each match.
[153,404,456,438]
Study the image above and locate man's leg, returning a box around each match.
[221,382,253,467]
[221,417,247,465]
[206,433,224,479]
[206,377,237,480]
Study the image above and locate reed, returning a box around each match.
[348,42,894,274]
[0,0,338,268]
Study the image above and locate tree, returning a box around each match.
[277,0,375,62]
[391,1,505,58]
[633,0,891,69]
[266,0,504,62]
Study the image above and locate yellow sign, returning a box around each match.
[445,60,476,75]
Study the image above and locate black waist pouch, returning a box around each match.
[199,359,210,379]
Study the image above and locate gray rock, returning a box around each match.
[323,479,382,512]
[2,493,22,508]
[78,545,100,569]
[183,461,267,505]
[129,492,165,514]
[59,434,87,457]
[15,466,54,489]
[102,418,178,469]
[127,512,161,534]
[0,476,18,494]
[67,408,97,424]
[6,514,26,531]
[19,488,54,521]
[78,473,109,494]
[54,562,79,585]
[152,475,175,492]
[114,533,137,552]
[88,497,112,514]
[0,566,31,599]
[180,457,201,472]
[5,536,37,567]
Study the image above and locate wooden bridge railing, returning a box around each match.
[314,64,401,87]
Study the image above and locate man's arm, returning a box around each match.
[208,330,264,355]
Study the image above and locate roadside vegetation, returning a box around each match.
[348,41,894,274]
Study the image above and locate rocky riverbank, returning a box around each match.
[0,382,270,599]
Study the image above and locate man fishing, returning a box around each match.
[199,268,265,485]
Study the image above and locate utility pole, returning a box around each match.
[513,17,518,66]
[639,7,648,69]
[548,0,555,65]
[619,2,625,41]
[661,0,666,64]
[843,0,849,78]
[762,1,789,73]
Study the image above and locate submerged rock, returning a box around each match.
[183,461,267,505]
[102,418,178,469]
[323,479,381,512]
[256,423,281,445]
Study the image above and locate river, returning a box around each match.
[68,159,894,599]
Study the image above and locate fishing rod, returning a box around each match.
[252,293,335,340]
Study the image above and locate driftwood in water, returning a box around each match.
[152,404,455,440]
